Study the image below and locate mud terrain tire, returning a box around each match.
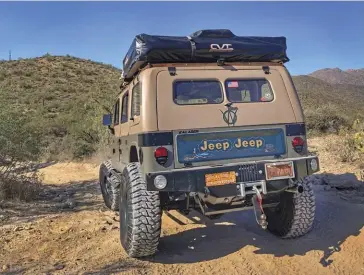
[99,161,120,211]
[119,163,161,258]
[265,177,316,238]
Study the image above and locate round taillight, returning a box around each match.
[292,137,304,147]
[155,147,168,165]
[292,137,304,153]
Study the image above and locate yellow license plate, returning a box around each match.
[205,171,237,187]
[265,162,294,180]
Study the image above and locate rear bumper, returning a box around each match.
[145,155,320,192]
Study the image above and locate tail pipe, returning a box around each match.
[285,179,304,193]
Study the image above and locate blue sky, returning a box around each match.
[1,1,363,75]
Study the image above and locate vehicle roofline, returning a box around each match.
[121,61,287,85]
[148,61,285,68]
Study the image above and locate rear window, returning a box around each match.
[225,79,274,103]
[173,80,223,105]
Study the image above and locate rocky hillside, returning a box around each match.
[0,55,363,159]
[292,74,364,133]
[293,75,364,113]
[0,55,121,159]
[309,68,364,86]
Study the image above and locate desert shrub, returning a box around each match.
[0,101,44,201]
[305,103,351,134]
[0,71,6,81]
[352,119,364,132]
[339,134,359,162]
[24,71,33,77]
[67,104,109,159]
[338,131,364,163]
[0,165,41,201]
[353,131,364,153]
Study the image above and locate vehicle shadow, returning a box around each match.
[150,185,364,267]
[0,179,105,226]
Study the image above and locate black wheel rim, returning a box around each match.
[104,177,113,196]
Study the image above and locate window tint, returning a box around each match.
[131,82,141,117]
[225,79,274,103]
[121,93,129,123]
[113,99,120,125]
[173,80,223,105]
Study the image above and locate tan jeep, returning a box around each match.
[99,30,320,258]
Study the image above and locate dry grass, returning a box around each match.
[0,163,42,201]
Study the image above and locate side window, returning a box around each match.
[113,99,120,125]
[121,92,129,123]
[131,82,141,117]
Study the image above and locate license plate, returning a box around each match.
[205,171,237,187]
[265,161,295,180]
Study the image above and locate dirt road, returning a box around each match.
[1,137,364,275]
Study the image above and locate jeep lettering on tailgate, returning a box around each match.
[177,129,286,163]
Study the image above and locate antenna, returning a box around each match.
[9,50,12,61]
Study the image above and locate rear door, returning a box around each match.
[156,67,298,168]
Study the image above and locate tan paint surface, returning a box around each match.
[111,63,303,135]
[156,65,299,131]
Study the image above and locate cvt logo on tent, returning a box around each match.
[209,44,234,52]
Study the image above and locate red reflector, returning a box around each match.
[155,147,168,158]
[292,137,304,147]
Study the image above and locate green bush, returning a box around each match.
[353,131,364,153]
[0,100,44,201]
[305,103,351,134]
[336,129,364,163]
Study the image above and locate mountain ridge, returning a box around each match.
[309,67,364,86]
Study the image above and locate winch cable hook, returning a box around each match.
[252,185,268,230]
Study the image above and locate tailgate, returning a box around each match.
[173,126,287,168]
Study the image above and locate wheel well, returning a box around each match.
[130,146,139,163]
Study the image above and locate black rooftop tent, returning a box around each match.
[121,29,289,80]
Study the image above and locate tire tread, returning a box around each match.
[282,178,316,238]
[121,163,161,258]
[99,160,120,211]
[266,177,316,238]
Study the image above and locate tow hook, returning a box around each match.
[252,185,268,230]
